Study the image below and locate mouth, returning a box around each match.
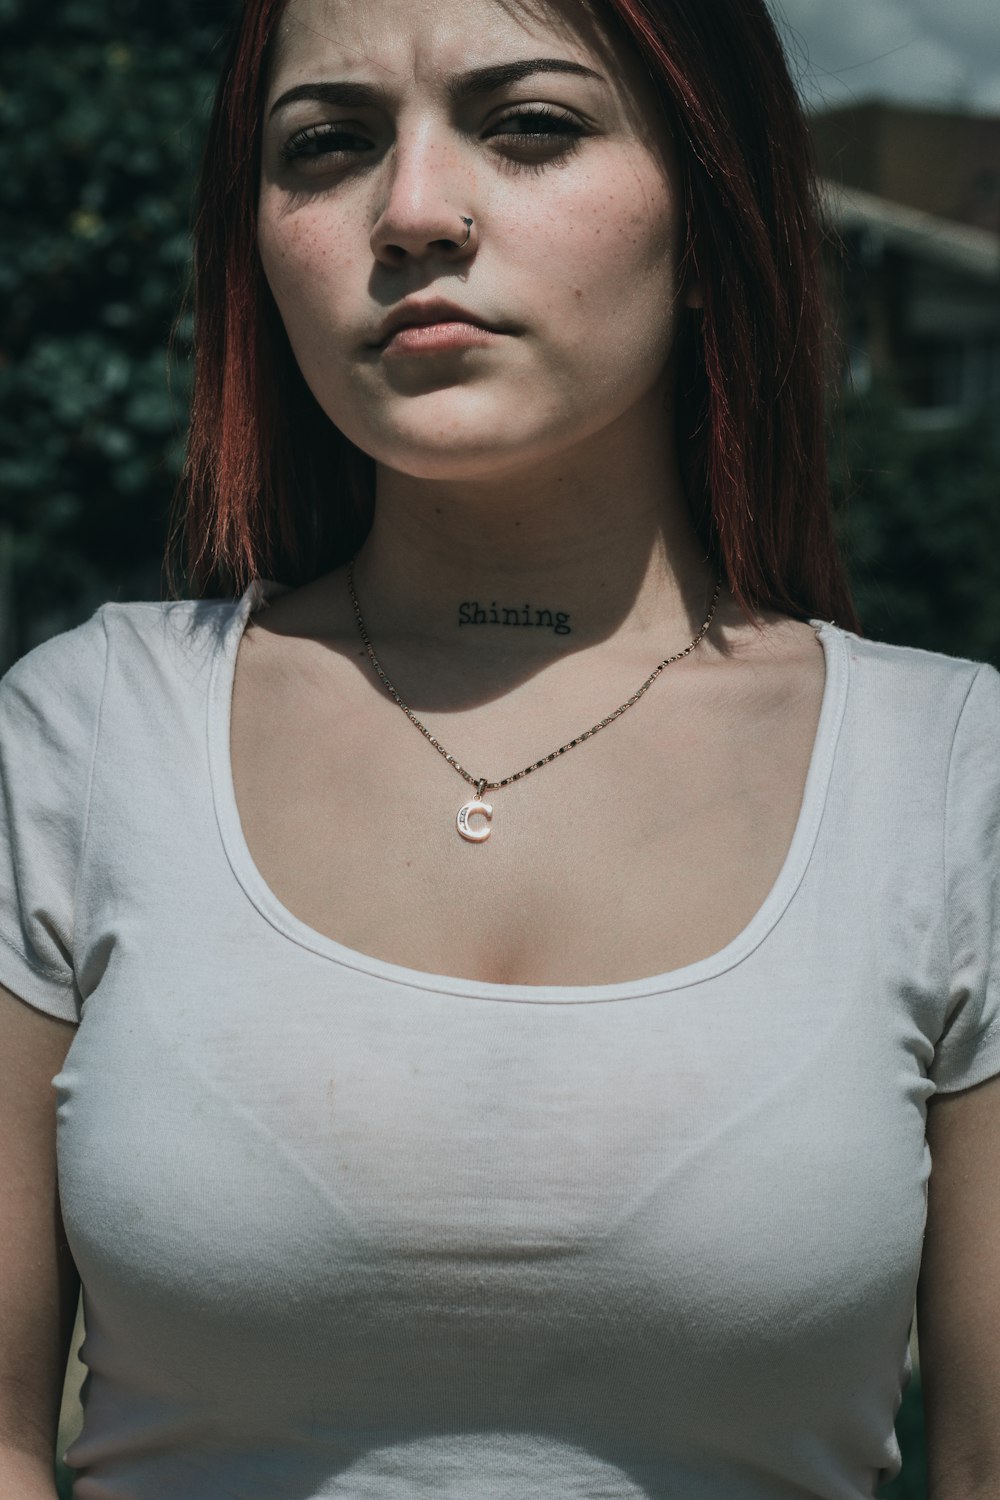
[370,300,513,354]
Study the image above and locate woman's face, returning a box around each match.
[258,0,690,482]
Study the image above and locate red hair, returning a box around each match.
[168,0,861,632]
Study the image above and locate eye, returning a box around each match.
[279,122,374,166]
[484,105,586,164]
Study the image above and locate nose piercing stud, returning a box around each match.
[459,216,474,247]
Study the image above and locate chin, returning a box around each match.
[363,431,552,484]
[333,395,569,483]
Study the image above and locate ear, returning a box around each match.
[684,283,704,310]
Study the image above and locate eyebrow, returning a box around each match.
[267,58,606,120]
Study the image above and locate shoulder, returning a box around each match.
[99,595,248,697]
[98,593,246,661]
[795,626,1000,833]
[718,606,996,779]
[833,624,989,688]
[708,603,988,710]
[2,593,252,711]
[0,605,111,744]
[829,626,995,748]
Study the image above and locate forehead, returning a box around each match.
[267,0,633,95]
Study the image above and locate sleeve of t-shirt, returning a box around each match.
[932,661,1000,1094]
[0,605,109,1024]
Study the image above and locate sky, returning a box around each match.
[768,0,1000,114]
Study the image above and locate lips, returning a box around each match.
[370,299,508,348]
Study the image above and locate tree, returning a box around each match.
[831,383,1000,667]
[0,0,235,659]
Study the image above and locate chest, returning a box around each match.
[228,624,827,986]
[60,902,928,1464]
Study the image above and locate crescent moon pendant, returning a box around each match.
[457,798,493,843]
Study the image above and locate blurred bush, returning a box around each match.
[876,1372,927,1499]
[0,0,236,657]
[831,385,1000,666]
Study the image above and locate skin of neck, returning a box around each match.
[349,381,717,663]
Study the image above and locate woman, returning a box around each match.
[1,0,998,1495]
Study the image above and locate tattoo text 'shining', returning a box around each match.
[458,602,572,636]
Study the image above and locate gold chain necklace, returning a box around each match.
[347,560,724,843]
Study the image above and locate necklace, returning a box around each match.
[347,561,724,843]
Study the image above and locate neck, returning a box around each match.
[350,400,719,661]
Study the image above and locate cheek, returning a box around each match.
[505,155,683,388]
[257,201,361,369]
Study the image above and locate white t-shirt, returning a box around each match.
[1,580,999,1500]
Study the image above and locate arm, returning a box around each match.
[917,1071,1000,1500]
[0,981,80,1500]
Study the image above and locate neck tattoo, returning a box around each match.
[458,601,572,636]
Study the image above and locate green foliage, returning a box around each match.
[55,1454,73,1500]
[876,1371,927,1499]
[832,385,1000,667]
[0,0,236,648]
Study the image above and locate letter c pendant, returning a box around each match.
[457,796,493,843]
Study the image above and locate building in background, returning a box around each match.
[810,103,1000,232]
[811,103,1000,424]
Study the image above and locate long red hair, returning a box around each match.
[167,0,861,632]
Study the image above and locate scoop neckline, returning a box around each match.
[206,580,849,1003]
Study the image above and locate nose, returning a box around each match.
[370,131,477,268]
